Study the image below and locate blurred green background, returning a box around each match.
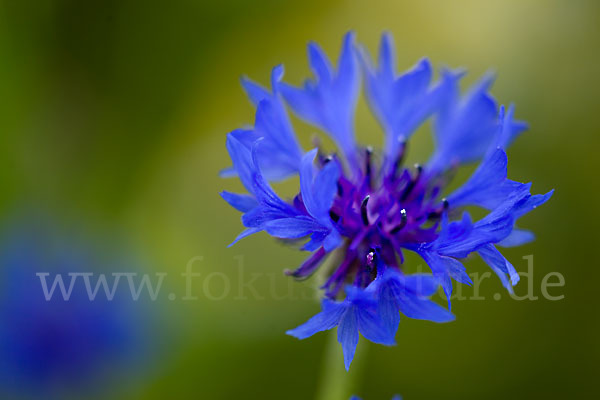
[0,0,598,399]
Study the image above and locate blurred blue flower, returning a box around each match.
[0,221,153,398]
[221,32,552,369]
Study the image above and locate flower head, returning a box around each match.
[221,32,552,370]
[0,220,153,397]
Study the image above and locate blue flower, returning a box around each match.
[221,32,552,369]
[0,220,153,398]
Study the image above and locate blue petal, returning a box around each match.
[435,212,473,246]
[477,183,531,225]
[495,103,528,149]
[228,227,262,247]
[377,284,401,336]
[224,133,308,247]
[439,275,454,309]
[362,33,441,161]
[264,216,327,239]
[433,207,516,259]
[378,32,395,78]
[279,33,359,162]
[419,251,472,286]
[240,76,271,106]
[254,99,298,155]
[240,64,286,105]
[429,71,498,172]
[308,42,333,84]
[446,148,525,210]
[312,161,341,223]
[478,243,520,291]
[426,212,495,258]
[225,133,259,194]
[441,221,513,258]
[337,308,359,371]
[241,205,295,228]
[220,191,259,213]
[226,134,297,210]
[218,166,237,178]
[368,59,435,145]
[356,307,396,345]
[249,140,299,209]
[229,128,261,148]
[334,32,361,119]
[396,295,455,323]
[466,187,552,249]
[323,230,342,252]
[402,274,441,297]
[512,189,554,220]
[498,228,535,247]
[276,83,318,130]
[345,284,378,308]
[417,250,472,307]
[390,58,435,131]
[302,231,328,251]
[373,269,445,328]
[299,149,319,217]
[286,299,346,339]
[251,98,303,180]
[299,149,340,225]
[238,66,303,181]
[220,128,258,178]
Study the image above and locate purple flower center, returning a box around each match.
[300,145,449,298]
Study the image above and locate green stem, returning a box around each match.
[315,330,367,400]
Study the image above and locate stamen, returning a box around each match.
[427,198,449,219]
[361,195,370,226]
[390,140,407,180]
[390,209,407,234]
[365,147,373,189]
[400,164,423,201]
[329,210,340,223]
[366,250,375,268]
